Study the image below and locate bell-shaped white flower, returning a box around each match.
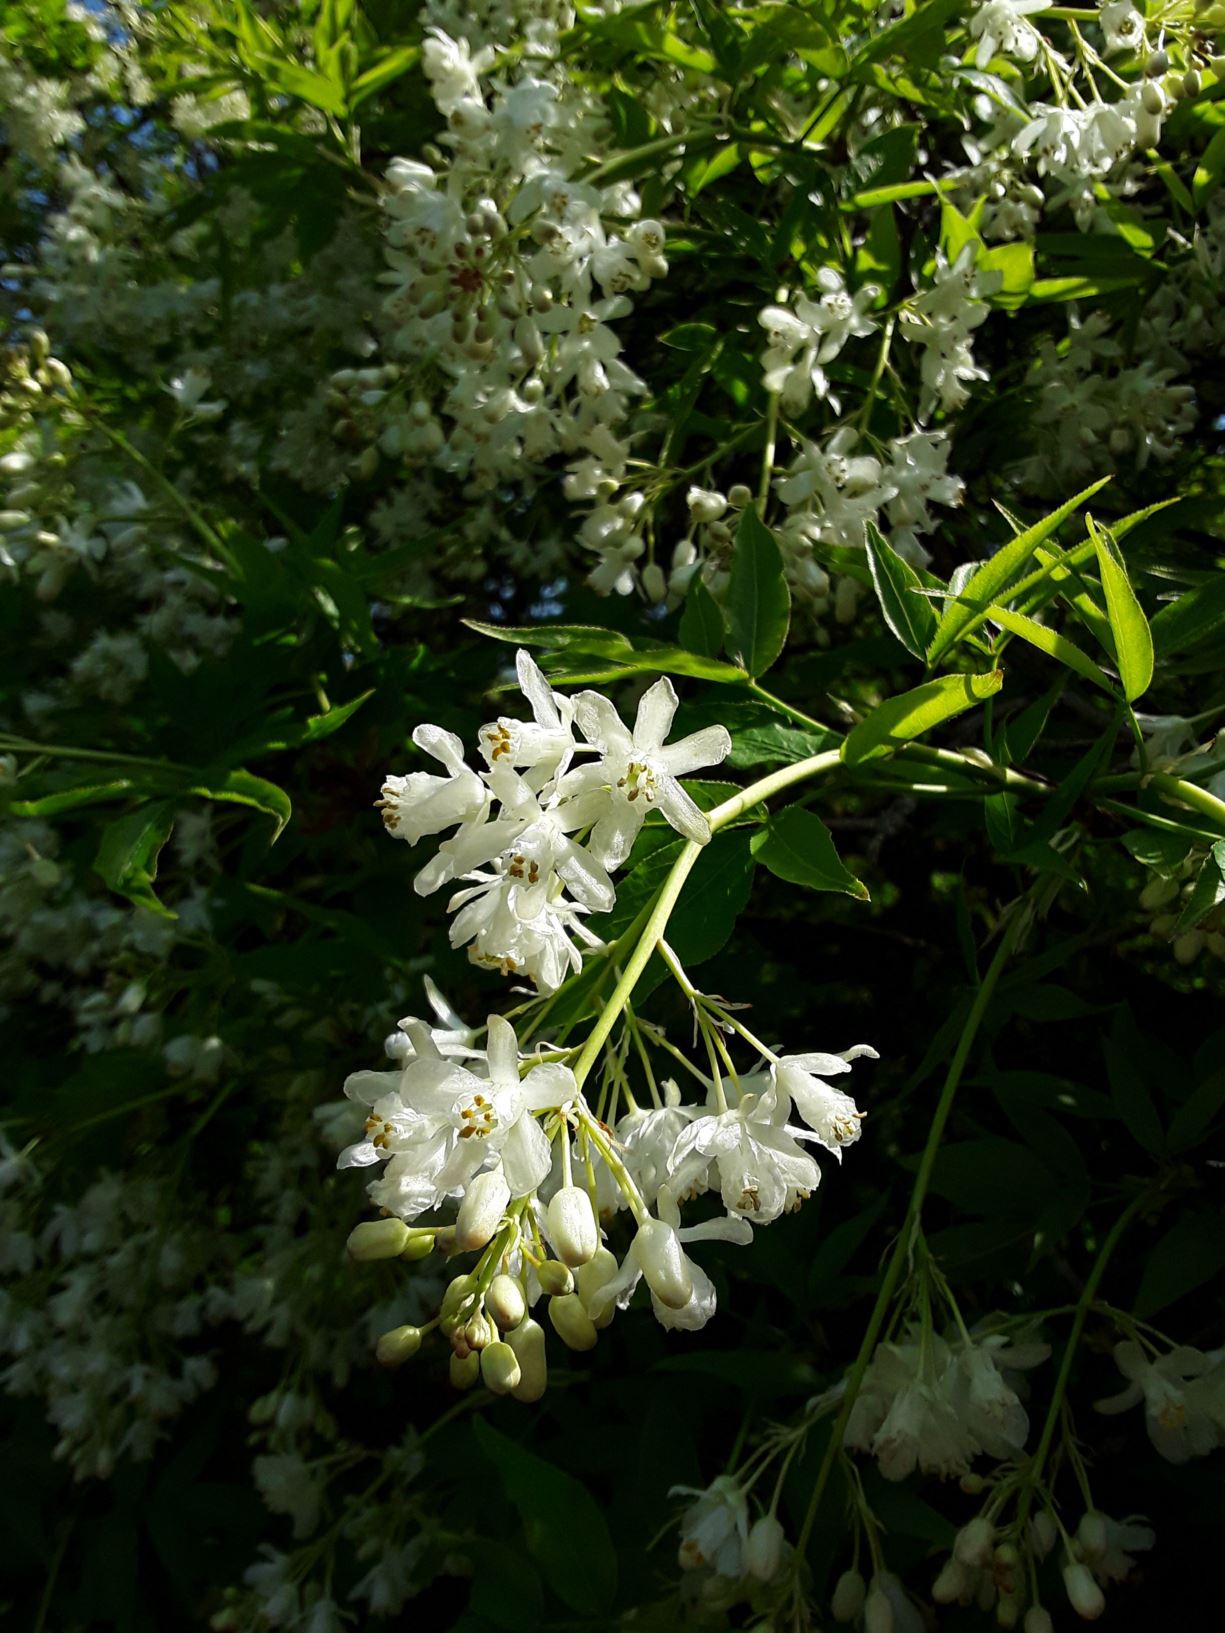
[1095,1340,1221,1462]
[672,1475,750,1575]
[668,1083,821,1223]
[773,1045,876,1158]
[561,676,731,869]
[378,725,487,846]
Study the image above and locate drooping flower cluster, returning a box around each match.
[341,654,876,1386]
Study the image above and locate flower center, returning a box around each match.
[458,1093,499,1139]
[619,760,659,803]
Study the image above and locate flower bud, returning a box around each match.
[1173,931,1203,964]
[1141,81,1166,116]
[1145,49,1168,75]
[831,1569,866,1622]
[575,1246,619,1326]
[537,1258,574,1296]
[505,1316,548,1402]
[1139,874,1179,909]
[1024,1607,1054,1633]
[548,1292,598,1351]
[463,1313,495,1351]
[547,1185,598,1267]
[480,1340,522,1395]
[1180,68,1201,99]
[439,1273,475,1333]
[642,562,667,603]
[745,1514,786,1581]
[933,1558,969,1603]
[1076,1512,1108,1557]
[1063,1562,1105,1620]
[727,483,753,509]
[347,1218,409,1261]
[454,1168,510,1252]
[1030,1512,1057,1558]
[400,1231,435,1262]
[955,1517,996,1568]
[634,1218,693,1309]
[487,1273,527,1331]
[997,1593,1021,1629]
[864,1580,894,1633]
[687,486,728,523]
[449,1349,480,1390]
[375,1324,422,1366]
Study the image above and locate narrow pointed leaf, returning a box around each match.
[864,520,937,659]
[843,671,1004,766]
[949,598,1115,694]
[927,479,1110,666]
[1090,516,1153,702]
[678,575,726,658]
[726,504,791,677]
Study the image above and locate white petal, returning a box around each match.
[411,723,468,774]
[485,1013,521,1085]
[501,1113,552,1196]
[633,676,679,752]
[660,725,732,777]
[516,649,560,728]
[574,690,633,756]
[656,777,712,846]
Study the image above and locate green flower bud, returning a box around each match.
[548,1292,598,1351]
[547,1185,598,1268]
[450,1350,480,1390]
[454,1168,510,1252]
[400,1231,435,1262]
[480,1341,522,1395]
[634,1218,692,1309]
[347,1218,409,1261]
[487,1273,527,1331]
[375,1325,422,1367]
[505,1316,548,1402]
[831,1568,866,1622]
[537,1258,574,1296]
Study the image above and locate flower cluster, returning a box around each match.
[376,649,731,989]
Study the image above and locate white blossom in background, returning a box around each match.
[1095,1340,1225,1462]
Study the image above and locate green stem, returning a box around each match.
[568,750,842,1089]
[1014,1192,1146,1532]
[1148,771,1225,833]
[759,393,780,507]
[794,905,1027,1559]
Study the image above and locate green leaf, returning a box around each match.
[300,690,374,745]
[725,504,791,677]
[1192,124,1225,207]
[8,777,138,818]
[949,598,1115,694]
[842,671,1004,766]
[927,479,1111,666]
[185,769,292,841]
[1135,1212,1225,1319]
[750,806,868,900]
[1150,573,1225,658]
[1120,826,1196,877]
[473,1420,616,1616]
[666,828,757,967]
[349,43,421,106]
[864,520,937,659]
[1173,841,1225,934]
[94,802,177,918]
[1089,517,1153,702]
[678,576,725,659]
[256,56,348,116]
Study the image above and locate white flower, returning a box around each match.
[968,0,1050,69]
[561,676,731,868]
[344,1016,568,1218]
[165,367,226,420]
[668,1083,821,1224]
[477,649,575,777]
[1095,1340,1223,1462]
[378,726,487,846]
[1098,3,1144,55]
[616,1098,699,1207]
[845,1334,977,1480]
[673,1475,750,1575]
[773,1046,876,1157]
